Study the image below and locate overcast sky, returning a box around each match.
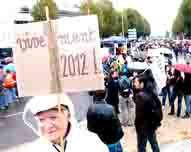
[0,0,183,36]
[113,0,183,36]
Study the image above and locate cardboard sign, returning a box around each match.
[14,15,104,97]
[149,55,166,94]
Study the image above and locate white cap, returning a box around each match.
[25,93,75,117]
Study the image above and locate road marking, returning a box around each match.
[0,112,23,118]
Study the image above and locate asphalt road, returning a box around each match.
[0,97,37,150]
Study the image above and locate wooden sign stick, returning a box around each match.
[45,6,64,152]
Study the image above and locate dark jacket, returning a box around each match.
[134,91,163,134]
[174,76,184,95]
[105,78,120,113]
[183,73,191,95]
[87,104,124,145]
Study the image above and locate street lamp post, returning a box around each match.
[121,10,125,38]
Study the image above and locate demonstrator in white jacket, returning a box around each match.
[22,93,109,152]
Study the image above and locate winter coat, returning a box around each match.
[134,91,162,134]
[183,73,191,95]
[20,126,109,152]
[87,103,124,145]
[105,79,120,112]
[174,76,184,95]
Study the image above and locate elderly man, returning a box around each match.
[23,94,109,152]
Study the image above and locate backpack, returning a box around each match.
[149,92,163,129]
[119,76,131,91]
[3,74,16,88]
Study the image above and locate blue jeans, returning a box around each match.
[0,93,8,108]
[162,86,171,106]
[170,89,183,116]
[137,131,160,152]
[184,95,191,114]
[5,88,16,104]
[107,141,123,152]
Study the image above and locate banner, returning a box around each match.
[14,15,104,96]
[149,55,166,94]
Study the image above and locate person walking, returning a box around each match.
[162,62,173,107]
[168,70,184,117]
[105,71,120,114]
[133,70,163,152]
[87,103,124,152]
[182,73,191,118]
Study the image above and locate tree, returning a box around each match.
[143,18,151,36]
[123,8,151,37]
[181,0,191,36]
[165,31,170,38]
[80,0,150,37]
[31,0,59,22]
[172,0,191,37]
[81,0,121,37]
[172,13,184,34]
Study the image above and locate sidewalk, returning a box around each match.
[160,139,191,152]
[2,99,191,152]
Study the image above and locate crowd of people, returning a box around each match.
[24,65,163,152]
[0,57,17,111]
[131,39,191,62]
[3,39,191,152]
[162,62,191,118]
[88,40,191,151]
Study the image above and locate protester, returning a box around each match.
[169,70,184,117]
[182,73,191,118]
[161,62,173,107]
[105,71,120,114]
[118,74,135,126]
[0,65,8,111]
[3,70,17,105]
[133,70,162,152]
[87,103,124,152]
[23,94,109,152]
[121,60,129,76]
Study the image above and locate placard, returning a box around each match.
[14,15,104,96]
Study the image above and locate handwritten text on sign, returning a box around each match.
[16,27,97,51]
[60,49,100,77]
[14,15,104,96]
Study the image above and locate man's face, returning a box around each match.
[36,108,70,143]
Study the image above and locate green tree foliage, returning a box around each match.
[172,13,184,34]
[31,0,59,21]
[124,8,151,37]
[80,0,120,37]
[80,0,151,38]
[143,18,151,36]
[172,0,191,36]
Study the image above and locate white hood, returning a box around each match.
[22,94,109,152]
[23,93,77,137]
